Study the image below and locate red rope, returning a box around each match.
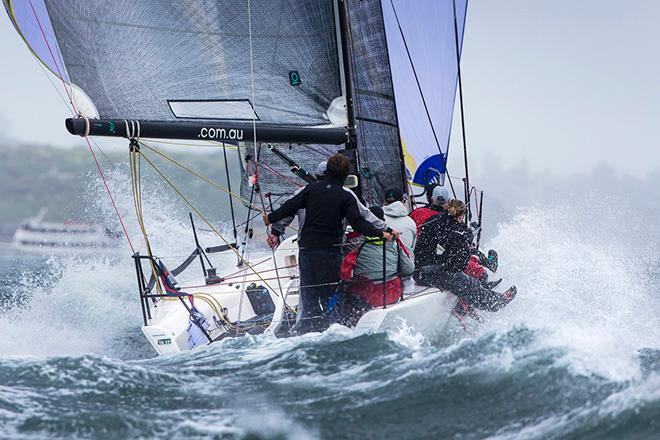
[28,0,135,253]
[84,137,135,252]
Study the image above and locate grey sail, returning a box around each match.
[44,0,343,126]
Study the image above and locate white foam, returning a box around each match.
[478,204,660,380]
[0,167,243,358]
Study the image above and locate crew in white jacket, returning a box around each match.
[382,188,417,254]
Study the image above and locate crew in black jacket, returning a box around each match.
[414,199,516,312]
[265,153,394,334]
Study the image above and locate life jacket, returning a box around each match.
[340,238,408,307]
[409,207,439,237]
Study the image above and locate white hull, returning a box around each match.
[140,236,458,356]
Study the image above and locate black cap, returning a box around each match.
[384,188,404,203]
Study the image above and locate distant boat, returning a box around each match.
[11,209,120,254]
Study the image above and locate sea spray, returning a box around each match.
[479,205,660,380]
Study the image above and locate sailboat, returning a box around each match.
[5,0,474,355]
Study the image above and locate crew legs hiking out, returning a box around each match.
[414,199,516,314]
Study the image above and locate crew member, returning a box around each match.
[410,185,450,236]
[382,188,417,254]
[414,199,516,313]
[264,154,394,334]
[267,161,386,248]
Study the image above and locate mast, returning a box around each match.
[336,0,365,200]
[336,0,357,151]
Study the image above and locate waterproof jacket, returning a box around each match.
[414,213,471,273]
[271,185,386,237]
[352,236,414,282]
[268,177,383,249]
[409,205,446,236]
[383,201,417,254]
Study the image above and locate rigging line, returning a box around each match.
[130,144,160,292]
[240,179,257,263]
[31,53,75,117]
[247,0,259,175]
[89,137,116,171]
[138,150,283,297]
[259,162,305,188]
[388,0,443,156]
[452,0,471,220]
[35,54,115,170]
[246,0,264,263]
[27,0,134,253]
[445,169,458,200]
[243,0,289,320]
[139,141,264,213]
[221,142,238,242]
[34,45,118,180]
[86,135,135,253]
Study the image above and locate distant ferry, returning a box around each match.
[11,209,120,254]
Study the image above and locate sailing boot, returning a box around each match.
[500,285,517,305]
[481,249,498,272]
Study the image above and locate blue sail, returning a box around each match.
[382,0,468,186]
[4,0,69,81]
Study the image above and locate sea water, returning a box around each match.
[0,197,659,439]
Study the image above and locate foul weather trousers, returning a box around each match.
[418,265,508,312]
[297,247,341,332]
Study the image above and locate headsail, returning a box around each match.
[382,0,468,187]
[4,0,68,81]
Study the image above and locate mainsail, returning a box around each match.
[382,0,468,187]
[7,0,343,126]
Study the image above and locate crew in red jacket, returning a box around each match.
[409,185,450,236]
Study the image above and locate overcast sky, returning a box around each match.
[1,1,659,179]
